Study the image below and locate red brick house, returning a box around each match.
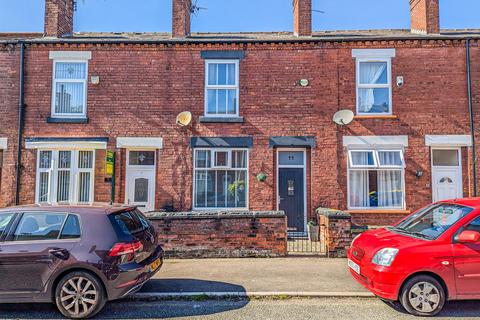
[0,0,479,237]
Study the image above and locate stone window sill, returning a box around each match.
[346,209,411,214]
[199,116,244,123]
[47,117,89,124]
[354,115,398,120]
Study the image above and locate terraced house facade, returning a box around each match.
[0,0,479,239]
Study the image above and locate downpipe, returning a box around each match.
[15,42,25,205]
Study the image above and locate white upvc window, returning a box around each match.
[205,60,240,117]
[51,60,88,118]
[353,49,395,116]
[348,149,405,210]
[36,150,95,205]
[193,148,248,209]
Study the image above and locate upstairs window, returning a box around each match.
[205,60,239,117]
[52,61,88,118]
[353,49,395,116]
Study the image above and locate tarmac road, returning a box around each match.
[1,297,480,319]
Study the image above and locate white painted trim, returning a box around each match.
[355,56,393,116]
[276,148,308,236]
[343,136,408,148]
[0,138,7,149]
[26,141,107,150]
[49,51,92,60]
[117,137,163,149]
[431,147,463,201]
[352,49,396,58]
[192,148,249,210]
[204,59,240,118]
[125,150,157,212]
[425,135,472,147]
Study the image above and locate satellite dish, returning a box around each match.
[176,111,192,127]
[333,110,355,126]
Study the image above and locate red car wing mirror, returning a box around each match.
[457,230,480,244]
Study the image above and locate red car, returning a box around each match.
[348,198,480,317]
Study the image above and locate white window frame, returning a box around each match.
[204,59,240,118]
[51,59,88,119]
[35,149,95,205]
[355,57,393,116]
[348,150,378,168]
[347,147,406,210]
[193,148,249,210]
[212,149,231,169]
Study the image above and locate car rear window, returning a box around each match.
[109,209,149,237]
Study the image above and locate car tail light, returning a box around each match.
[108,241,144,257]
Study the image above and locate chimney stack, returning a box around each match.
[172,0,191,38]
[293,0,312,37]
[410,0,440,34]
[44,0,74,37]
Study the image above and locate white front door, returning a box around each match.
[431,148,462,202]
[126,150,156,212]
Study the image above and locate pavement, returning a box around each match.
[134,257,371,299]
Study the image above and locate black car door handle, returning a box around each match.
[49,248,70,260]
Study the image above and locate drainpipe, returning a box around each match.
[466,38,477,197]
[15,42,25,205]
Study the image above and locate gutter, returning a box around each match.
[466,39,477,196]
[15,42,25,205]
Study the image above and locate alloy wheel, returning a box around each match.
[59,276,98,318]
[407,281,441,313]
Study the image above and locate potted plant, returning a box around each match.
[307,219,320,242]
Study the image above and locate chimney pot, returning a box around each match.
[172,0,191,38]
[44,0,74,38]
[410,0,440,34]
[293,0,312,37]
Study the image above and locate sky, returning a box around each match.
[0,0,479,33]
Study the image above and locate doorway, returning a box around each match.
[125,150,156,212]
[431,148,462,202]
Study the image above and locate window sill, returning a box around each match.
[47,117,89,124]
[347,209,411,214]
[199,116,244,123]
[354,115,398,120]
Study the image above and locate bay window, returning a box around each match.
[36,150,95,204]
[194,149,248,209]
[205,60,239,117]
[348,149,405,209]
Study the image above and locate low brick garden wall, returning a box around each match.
[147,211,287,258]
[317,208,353,258]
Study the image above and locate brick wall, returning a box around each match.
[0,39,479,229]
[0,45,19,208]
[148,211,287,258]
[318,208,352,258]
[44,0,74,37]
[410,0,440,34]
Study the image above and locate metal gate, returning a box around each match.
[286,214,326,255]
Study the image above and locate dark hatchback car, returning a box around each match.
[0,205,163,319]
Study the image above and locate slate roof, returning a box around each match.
[1,29,480,44]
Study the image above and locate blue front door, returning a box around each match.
[279,168,305,234]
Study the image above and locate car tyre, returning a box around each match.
[400,275,445,317]
[54,271,107,319]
